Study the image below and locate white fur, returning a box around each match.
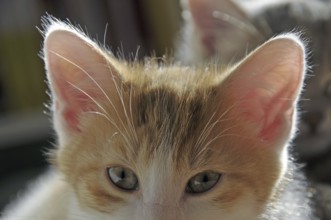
[1,170,69,220]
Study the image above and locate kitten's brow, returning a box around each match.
[66,81,131,145]
[193,111,217,152]
[193,101,240,156]
[106,61,139,148]
[203,123,245,151]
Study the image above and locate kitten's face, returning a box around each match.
[44,19,305,219]
[59,109,277,220]
[180,0,331,159]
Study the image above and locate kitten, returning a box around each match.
[177,0,331,172]
[1,18,315,220]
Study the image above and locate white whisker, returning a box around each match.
[51,50,136,147]
[50,51,114,110]
[194,101,241,153]
[194,112,216,151]
[128,84,139,144]
[106,61,137,147]
[66,81,109,118]
[103,23,108,48]
[50,51,135,145]
[193,100,248,159]
[66,82,130,142]
[84,111,111,122]
[203,123,243,150]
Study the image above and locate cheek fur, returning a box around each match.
[56,117,133,214]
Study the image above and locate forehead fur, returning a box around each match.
[75,61,232,168]
[42,16,235,169]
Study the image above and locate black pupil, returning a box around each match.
[120,170,126,179]
[107,167,138,191]
[203,174,209,183]
[186,172,220,194]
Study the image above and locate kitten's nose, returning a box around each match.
[302,111,323,134]
[142,203,180,220]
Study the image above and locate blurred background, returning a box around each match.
[0,0,181,211]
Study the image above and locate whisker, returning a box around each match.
[50,51,136,148]
[49,54,133,145]
[67,82,130,143]
[106,61,137,147]
[134,46,141,62]
[194,112,216,151]
[118,82,138,146]
[50,51,114,110]
[128,84,139,144]
[195,123,242,159]
[194,101,241,151]
[84,111,111,122]
[84,111,130,142]
[203,123,243,149]
[103,23,109,48]
[66,81,110,118]
[193,99,251,159]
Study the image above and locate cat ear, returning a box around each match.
[44,23,120,144]
[180,0,259,62]
[222,35,305,145]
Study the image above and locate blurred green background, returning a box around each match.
[0,0,181,212]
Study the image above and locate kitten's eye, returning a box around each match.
[107,167,138,191]
[185,171,221,194]
[324,80,331,98]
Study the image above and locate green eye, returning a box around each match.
[107,167,138,191]
[186,171,221,194]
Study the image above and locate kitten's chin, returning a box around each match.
[68,196,111,220]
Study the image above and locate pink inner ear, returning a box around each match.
[260,82,298,141]
[260,112,291,142]
[63,109,81,132]
[234,75,300,142]
[226,37,305,143]
[246,91,293,142]
[54,99,81,132]
[44,27,123,143]
[52,74,100,133]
